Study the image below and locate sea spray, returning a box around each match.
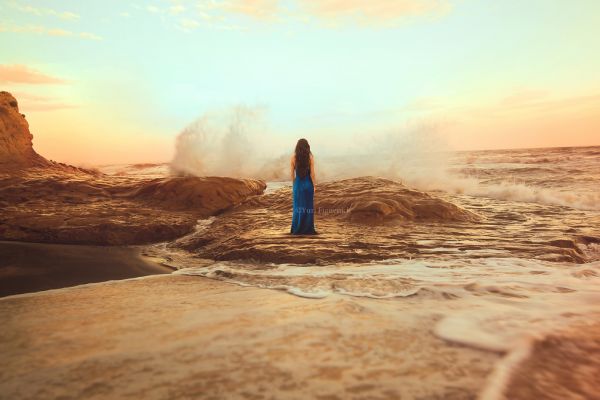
[170,107,600,210]
[170,106,289,179]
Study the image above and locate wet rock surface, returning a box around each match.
[170,177,599,264]
[0,171,266,245]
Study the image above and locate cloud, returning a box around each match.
[146,5,161,14]
[297,0,449,23]
[477,91,600,117]
[221,0,280,19]
[404,97,444,112]
[11,91,77,111]
[170,5,186,15]
[46,28,71,37]
[202,0,447,23]
[442,91,600,150]
[79,32,102,40]
[146,0,449,31]
[0,22,102,40]
[500,89,549,108]
[10,3,80,21]
[396,90,600,123]
[0,64,67,85]
[179,18,200,31]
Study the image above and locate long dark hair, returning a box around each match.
[294,138,311,178]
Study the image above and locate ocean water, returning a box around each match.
[444,145,600,210]
[117,146,600,366]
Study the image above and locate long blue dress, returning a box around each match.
[291,166,316,235]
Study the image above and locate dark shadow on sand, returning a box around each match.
[0,241,172,297]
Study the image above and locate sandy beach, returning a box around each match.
[0,275,499,400]
[2,274,598,400]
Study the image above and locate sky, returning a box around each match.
[1,0,599,165]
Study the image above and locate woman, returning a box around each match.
[290,138,317,235]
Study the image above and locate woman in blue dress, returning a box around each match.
[290,138,317,235]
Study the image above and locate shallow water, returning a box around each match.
[139,146,600,359]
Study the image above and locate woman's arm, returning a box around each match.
[290,155,295,182]
[310,154,316,190]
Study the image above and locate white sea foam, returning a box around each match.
[173,257,600,357]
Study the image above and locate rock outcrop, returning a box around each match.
[0,172,266,245]
[245,177,480,223]
[310,177,479,223]
[167,176,595,264]
[126,176,266,213]
[171,177,483,264]
[0,92,267,245]
[0,91,51,169]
